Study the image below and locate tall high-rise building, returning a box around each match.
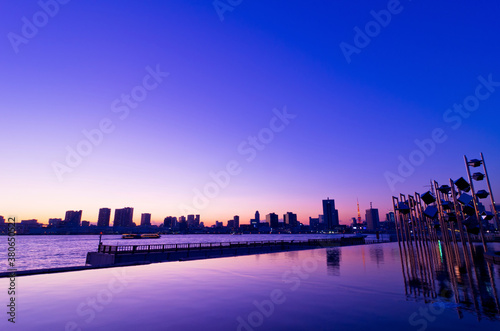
[187,215,195,227]
[64,210,82,228]
[0,216,5,224]
[251,211,260,227]
[266,213,279,228]
[97,208,111,227]
[141,213,151,226]
[233,215,239,229]
[322,198,339,230]
[164,216,176,228]
[283,212,298,228]
[186,214,200,228]
[385,212,395,223]
[113,207,134,227]
[178,216,187,231]
[366,203,380,231]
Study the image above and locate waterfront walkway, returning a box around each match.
[86,237,386,267]
[0,237,389,278]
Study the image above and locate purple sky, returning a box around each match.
[1,0,499,225]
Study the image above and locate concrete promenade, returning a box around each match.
[86,237,382,266]
[0,237,389,278]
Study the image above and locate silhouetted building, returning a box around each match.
[64,210,82,227]
[17,219,41,234]
[323,198,339,230]
[81,220,90,227]
[266,213,279,228]
[113,207,134,227]
[164,216,176,228]
[251,211,260,228]
[187,214,200,228]
[48,218,62,227]
[187,215,195,227]
[0,216,4,224]
[227,215,239,229]
[178,216,187,231]
[366,204,380,231]
[386,212,395,223]
[309,217,320,230]
[259,222,270,230]
[21,219,39,227]
[97,208,111,227]
[141,213,151,226]
[283,212,298,228]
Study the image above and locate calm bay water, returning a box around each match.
[0,233,381,271]
[0,242,498,330]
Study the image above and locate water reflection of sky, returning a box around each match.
[1,243,499,330]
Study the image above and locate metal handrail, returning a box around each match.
[97,237,369,254]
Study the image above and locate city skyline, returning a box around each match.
[3,197,367,227]
[1,1,499,227]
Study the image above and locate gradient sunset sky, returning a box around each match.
[1,0,499,226]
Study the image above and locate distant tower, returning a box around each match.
[357,199,361,224]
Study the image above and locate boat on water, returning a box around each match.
[122,234,140,239]
[140,233,161,239]
[121,233,161,239]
